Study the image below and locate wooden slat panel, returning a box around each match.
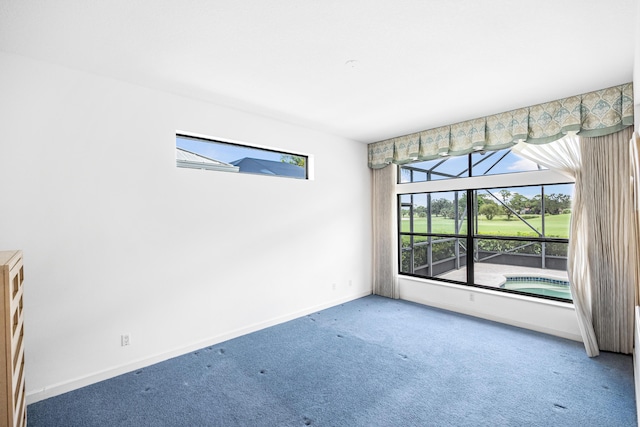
[12,326,23,373]
[1,250,25,427]
[6,256,22,300]
[10,297,23,350]
[12,359,23,410]
[9,276,23,316]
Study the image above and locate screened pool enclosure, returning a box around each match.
[398,148,573,301]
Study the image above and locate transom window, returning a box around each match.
[176,133,309,179]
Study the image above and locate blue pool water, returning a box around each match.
[501,276,572,300]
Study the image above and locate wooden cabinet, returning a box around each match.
[1,251,26,427]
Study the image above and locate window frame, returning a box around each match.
[397,154,574,303]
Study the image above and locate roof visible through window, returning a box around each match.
[176,134,308,179]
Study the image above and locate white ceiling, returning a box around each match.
[0,0,636,143]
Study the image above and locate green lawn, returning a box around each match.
[401,214,570,238]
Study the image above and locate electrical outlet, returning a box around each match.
[469,293,475,302]
[349,280,352,287]
[332,283,336,290]
[121,334,131,346]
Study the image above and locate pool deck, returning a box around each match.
[438,263,569,288]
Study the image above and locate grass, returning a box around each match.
[401,214,570,238]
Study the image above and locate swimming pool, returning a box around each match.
[500,276,572,300]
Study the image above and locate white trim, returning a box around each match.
[306,154,315,181]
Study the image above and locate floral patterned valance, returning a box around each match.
[368,83,634,169]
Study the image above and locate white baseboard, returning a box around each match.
[26,291,371,404]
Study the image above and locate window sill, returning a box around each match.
[398,274,575,309]
[397,274,581,341]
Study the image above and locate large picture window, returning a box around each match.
[398,150,574,302]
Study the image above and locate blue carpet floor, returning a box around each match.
[28,296,636,426]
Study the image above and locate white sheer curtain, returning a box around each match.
[513,137,599,357]
[372,164,399,298]
[514,127,637,356]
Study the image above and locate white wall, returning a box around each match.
[0,52,372,402]
[633,2,639,423]
[636,0,640,130]
[399,277,581,341]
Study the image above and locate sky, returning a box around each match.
[400,148,548,182]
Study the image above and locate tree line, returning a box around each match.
[402,190,571,221]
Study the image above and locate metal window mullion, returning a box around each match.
[541,186,546,269]
[397,195,404,274]
[409,195,415,274]
[453,191,460,270]
[467,154,475,285]
[427,193,433,276]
